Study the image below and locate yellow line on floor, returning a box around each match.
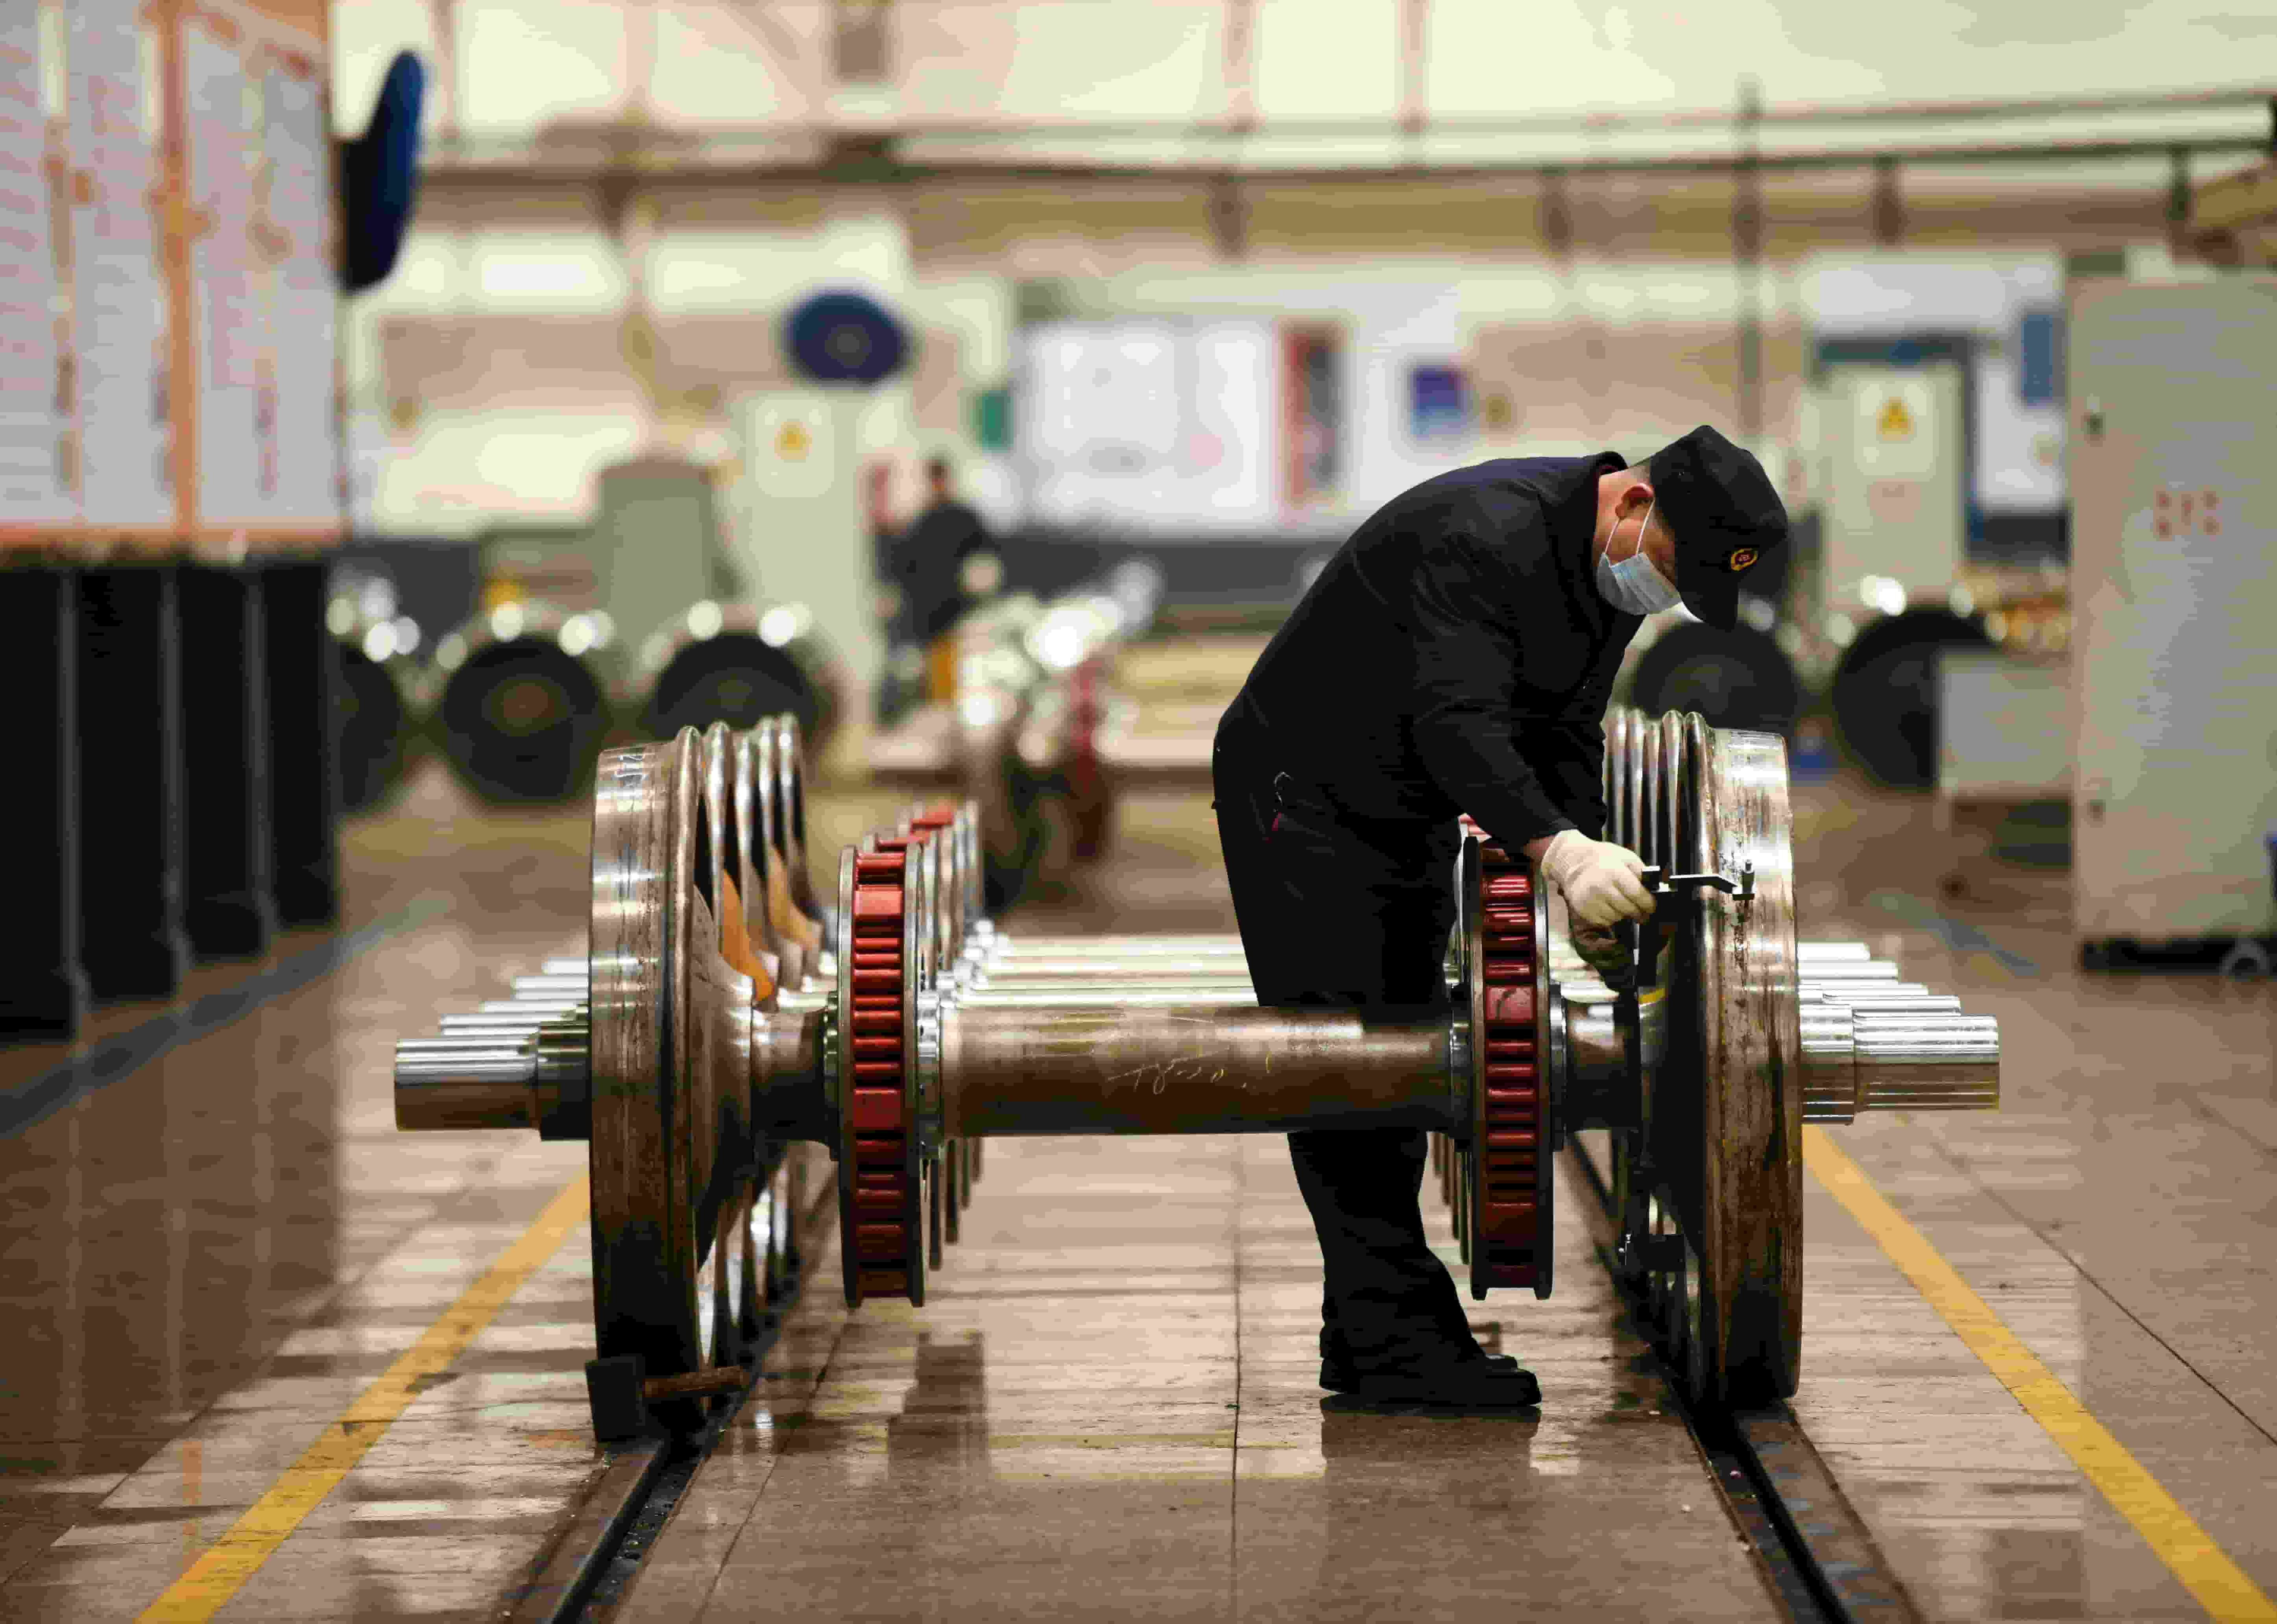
[1804,1128,2277,1624]
[137,1174,592,1623]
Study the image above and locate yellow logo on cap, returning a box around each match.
[1728,547,1758,572]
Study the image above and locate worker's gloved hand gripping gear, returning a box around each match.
[1539,830,1655,930]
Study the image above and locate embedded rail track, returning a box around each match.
[501,1136,1917,1624]
[415,708,1977,1620]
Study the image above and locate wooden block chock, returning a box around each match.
[584,1355,751,1441]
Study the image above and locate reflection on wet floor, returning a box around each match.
[622,1135,1771,1623]
[1,757,2273,1619]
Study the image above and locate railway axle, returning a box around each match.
[393,708,2003,1427]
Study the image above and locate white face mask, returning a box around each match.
[1594,497,1682,616]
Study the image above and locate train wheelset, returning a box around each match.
[396,710,2000,1432]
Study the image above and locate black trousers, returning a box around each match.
[1211,714,1477,1371]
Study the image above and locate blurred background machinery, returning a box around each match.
[14,0,2277,1050]
[326,566,426,816]
[870,559,1167,908]
[425,600,619,805]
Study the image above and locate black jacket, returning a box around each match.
[887,498,992,641]
[1224,454,1639,854]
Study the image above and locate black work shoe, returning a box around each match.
[1320,1351,1538,1406]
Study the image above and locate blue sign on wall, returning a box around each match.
[1408,364,1470,447]
[2018,310,2063,406]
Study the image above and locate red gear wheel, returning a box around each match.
[847,847,915,1299]
[1469,840,1551,1296]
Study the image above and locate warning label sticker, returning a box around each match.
[1855,373,1938,481]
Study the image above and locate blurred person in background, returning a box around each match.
[885,454,1003,705]
[867,460,925,723]
[1212,425,1787,1408]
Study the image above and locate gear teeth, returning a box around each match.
[1475,849,1542,1288]
[849,849,911,1291]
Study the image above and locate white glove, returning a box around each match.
[1540,830,1655,930]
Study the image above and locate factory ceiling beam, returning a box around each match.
[413,131,2275,204]
[412,81,2277,151]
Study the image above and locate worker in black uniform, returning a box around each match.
[889,456,1001,704]
[1213,424,1788,1406]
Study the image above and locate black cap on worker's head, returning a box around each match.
[1644,426,1788,631]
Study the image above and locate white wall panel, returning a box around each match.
[897,0,1218,122]
[648,213,907,313]
[467,230,628,310]
[371,408,644,532]
[1799,253,2059,338]
[330,0,2270,166]
[907,277,1014,382]
[341,231,467,413]
[371,229,471,311]
[647,233,797,311]
[380,314,640,410]
[457,0,628,136]
[1253,0,1397,122]
[328,0,435,138]
[650,4,809,123]
[1420,0,2271,114]
[1426,0,1676,117]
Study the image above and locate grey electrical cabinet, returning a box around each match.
[2068,278,2277,945]
[592,454,741,657]
[1818,359,1967,607]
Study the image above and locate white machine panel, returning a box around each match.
[1820,360,1967,605]
[734,389,881,715]
[2068,279,2277,940]
[1018,318,1277,532]
[589,456,731,657]
[1938,651,2070,804]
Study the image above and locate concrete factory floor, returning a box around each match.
[0,707,2273,1620]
